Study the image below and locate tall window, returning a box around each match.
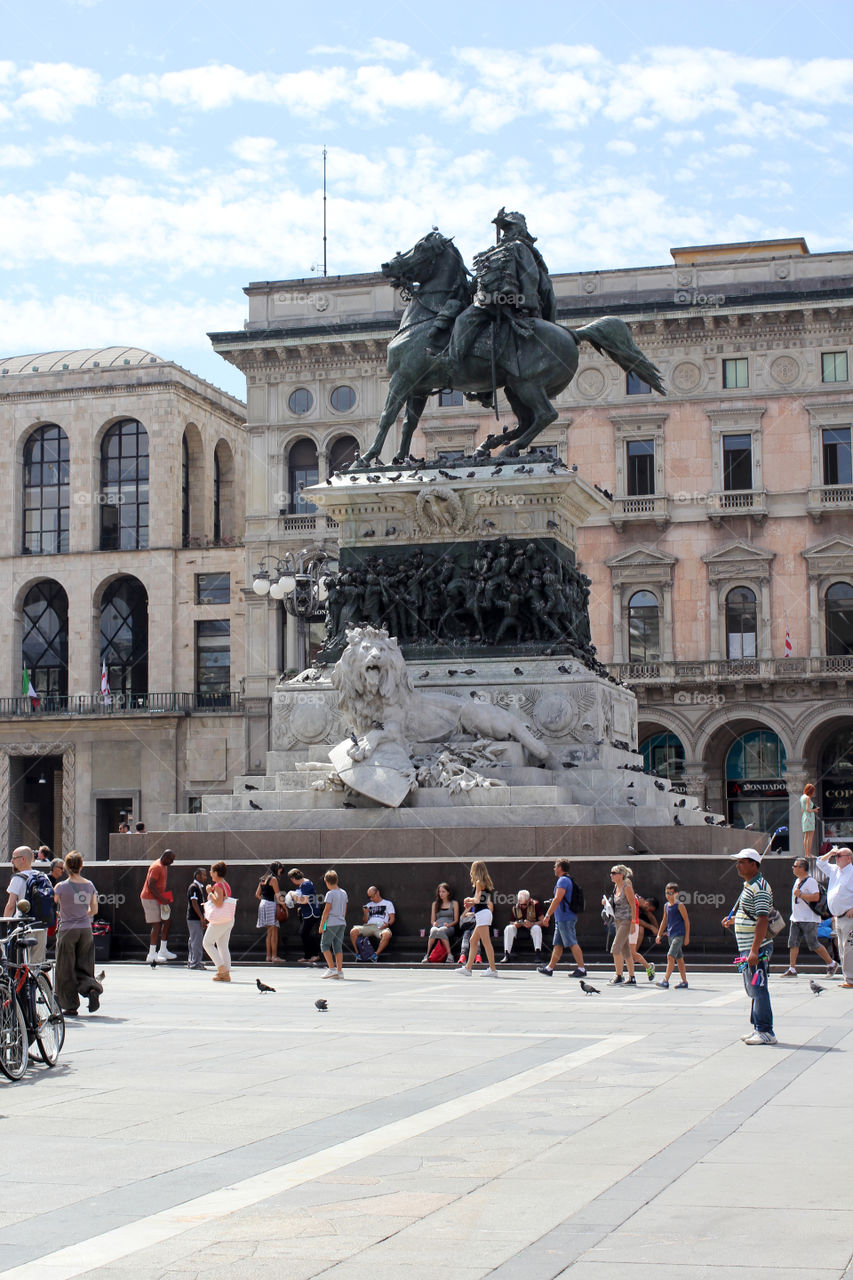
[722,433,752,490]
[213,450,221,543]
[822,351,849,383]
[628,590,660,662]
[626,371,651,395]
[100,419,149,550]
[723,358,749,389]
[641,732,684,780]
[23,425,69,555]
[826,581,853,656]
[288,438,319,514]
[329,435,360,475]
[22,581,68,701]
[196,620,230,704]
[626,439,655,496]
[181,435,190,546]
[438,388,463,406]
[725,586,757,659]
[823,427,852,486]
[100,576,148,700]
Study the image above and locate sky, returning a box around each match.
[2,0,853,399]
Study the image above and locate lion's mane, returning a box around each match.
[331,625,414,735]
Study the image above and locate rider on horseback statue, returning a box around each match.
[440,209,556,409]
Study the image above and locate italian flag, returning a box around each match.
[22,666,40,708]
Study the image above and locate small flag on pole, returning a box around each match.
[100,660,112,706]
[22,666,40,709]
[785,626,792,657]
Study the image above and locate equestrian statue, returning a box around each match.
[360,209,665,465]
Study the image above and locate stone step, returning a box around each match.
[207,784,577,813]
[176,803,598,831]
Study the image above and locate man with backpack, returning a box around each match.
[781,857,838,978]
[537,859,587,979]
[4,845,55,964]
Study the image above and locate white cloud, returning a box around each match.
[607,139,636,155]
[15,62,100,122]
[230,136,280,165]
[312,38,412,62]
[0,144,35,166]
[131,143,180,172]
[715,144,754,158]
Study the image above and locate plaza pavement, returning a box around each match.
[0,961,852,1280]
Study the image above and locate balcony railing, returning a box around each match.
[0,692,243,718]
[181,535,243,549]
[807,484,853,521]
[613,656,853,684]
[610,495,670,531]
[707,490,768,524]
[278,513,339,535]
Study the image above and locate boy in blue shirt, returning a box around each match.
[655,883,690,988]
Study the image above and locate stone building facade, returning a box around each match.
[211,236,853,856]
[0,348,247,858]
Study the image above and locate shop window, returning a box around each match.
[726,729,788,840]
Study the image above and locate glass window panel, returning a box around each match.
[723,434,752,490]
[330,385,356,411]
[626,439,655,496]
[822,351,849,383]
[626,371,651,395]
[723,358,749,388]
[823,427,852,486]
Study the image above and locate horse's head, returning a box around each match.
[381,230,453,289]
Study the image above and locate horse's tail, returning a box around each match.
[570,316,666,395]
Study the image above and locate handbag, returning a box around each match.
[275,901,289,924]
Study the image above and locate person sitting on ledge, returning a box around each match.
[501,889,544,962]
[422,882,459,963]
[350,885,395,961]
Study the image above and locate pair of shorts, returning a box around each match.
[788,919,819,950]
[553,918,578,948]
[357,922,387,938]
[667,935,684,959]
[474,909,493,927]
[322,924,345,954]
[629,924,640,946]
[142,898,162,925]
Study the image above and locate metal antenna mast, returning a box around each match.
[322,146,327,277]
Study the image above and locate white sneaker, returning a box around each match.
[146,947,157,963]
[482,968,499,978]
[457,966,472,977]
[743,1032,774,1045]
[157,946,177,961]
[321,968,335,978]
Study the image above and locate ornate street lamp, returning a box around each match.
[251,550,333,671]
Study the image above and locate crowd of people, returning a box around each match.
[6,836,853,1047]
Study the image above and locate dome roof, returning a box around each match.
[0,347,165,375]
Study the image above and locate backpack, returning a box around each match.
[356,935,376,961]
[23,870,57,927]
[810,879,830,920]
[428,939,448,963]
[567,878,585,914]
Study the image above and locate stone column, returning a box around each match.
[784,760,809,859]
[661,582,674,662]
[611,585,624,664]
[807,577,821,658]
[759,578,772,659]
[708,586,721,660]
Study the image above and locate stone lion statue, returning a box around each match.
[331,625,550,775]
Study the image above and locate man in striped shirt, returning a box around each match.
[723,847,777,1045]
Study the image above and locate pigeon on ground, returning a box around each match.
[245,783,259,791]
[462,669,477,676]
[150,960,158,969]
[350,732,359,745]
[257,979,275,993]
[627,797,639,807]
[96,970,106,982]
[561,760,578,769]
[579,980,600,995]
[557,663,571,674]
[482,519,496,528]
[626,844,637,854]
[810,980,825,995]
[744,822,756,830]
[491,467,503,476]
[675,798,686,808]
[513,667,524,676]
[315,999,328,1012]
[674,814,683,825]
[447,669,458,676]
[342,802,356,809]
[418,671,430,680]
[466,471,476,478]
[654,780,666,790]
[386,527,397,536]
[249,799,262,810]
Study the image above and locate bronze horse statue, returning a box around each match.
[360,230,664,465]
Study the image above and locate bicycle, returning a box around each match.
[0,916,65,1080]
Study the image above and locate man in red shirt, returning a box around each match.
[140,850,177,963]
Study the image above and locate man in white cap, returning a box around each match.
[723,847,776,1045]
[817,845,853,988]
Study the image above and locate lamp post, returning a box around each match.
[251,550,332,672]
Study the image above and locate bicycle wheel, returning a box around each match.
[33,973,65,1066]
[0,978,29,1080]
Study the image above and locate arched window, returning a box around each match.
[100,576,148,700]
[725,586,757,659]
[22,581,68,703]
[641,732,684,780]
[826,582,853,656]
[725,729,788,837]
[212,439,235,542]
[628,590,660,662]
[329,435,360,475]
[288,438,318,514]
[100,419,149,550]
[181,435,190,546]
[23,425,69,555]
